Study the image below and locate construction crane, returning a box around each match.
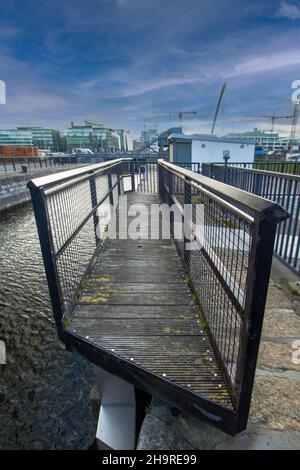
[274,98,299,154]
[211,82,226,135]
[289,103,299,151]
[262,110,292,132]
[152,110,197,131]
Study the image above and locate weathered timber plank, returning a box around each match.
[67,191,233,410]
[80,282,189,293]
[72,304,196,319]
[79,292,192,306]
[70,318,201,336]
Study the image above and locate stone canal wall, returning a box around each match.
[0,166,83,212]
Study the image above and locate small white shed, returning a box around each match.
[168,134,255,164]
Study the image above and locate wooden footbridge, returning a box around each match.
[28,159,288,445]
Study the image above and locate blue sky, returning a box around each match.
[0,0,300,137]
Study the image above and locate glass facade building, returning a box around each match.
[0,129,33,146]
[225,128,300,151]
[0,127,67,151]
[66,121,120,153]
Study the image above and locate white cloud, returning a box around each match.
[276,2,300,20]
[225,49,300,77]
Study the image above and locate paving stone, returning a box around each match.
[258,341,300,372]
[249,377,300,431]
[262,308,300,338]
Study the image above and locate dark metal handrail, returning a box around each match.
[206,162,300,181]
[28,158,130,189]
[158,159,288,432]
[28,158,289,435]
[203,162,300,275]
[160,160,288,222]
[28,158,133,340]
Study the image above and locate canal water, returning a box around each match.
[0,202,95,449]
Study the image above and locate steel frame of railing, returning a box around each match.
[175,160,300,176]
[28,159,133,339]
[159,160,288,432]
[28,158,288,435]
[203,162,300,275]
[213,161,300,175]
[0,156,80,172]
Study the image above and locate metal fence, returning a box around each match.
[176,160,300,176]
[159,160,288,430]
[28,159,134,339]
[175,162,202,174]
[215,161,300,175]
[202,162,300,275]
[0,156,79,173]
[28,158,288,434]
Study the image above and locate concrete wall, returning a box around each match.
[0,166,82,212]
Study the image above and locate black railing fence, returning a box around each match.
[28,159,288,434]
[217,161,300,175]
[176,160,300,176]
[159,161,288,430]
[28,159,133,337]
[175,162,202,174]
[0,156,80,173]
[202,162,300,275]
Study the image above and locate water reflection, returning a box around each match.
[0,203,95,449]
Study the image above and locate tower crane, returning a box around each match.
[262,110,292,132]
[152,110,197,131]
[274,98,299,154]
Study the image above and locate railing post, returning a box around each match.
[223,156,229,183]
[117,165,122,198]
[158,164,163,201]
[130,162,135,192]
[184,176,191,270]
[28,186,65,341]
[254,173,262,196]
[89,171,100,246]
[236,215,277,431]
[108,170,114,206]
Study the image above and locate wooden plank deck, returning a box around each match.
[66,192,233,409]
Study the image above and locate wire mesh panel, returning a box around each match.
[135,162,158,194]
[203,161,300,175]
[28,160,127,330]
[158,160,288,426]
[205,163,300,275]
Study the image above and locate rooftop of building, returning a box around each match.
[168,133,256,145]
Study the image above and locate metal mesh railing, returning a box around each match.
[202,161,300,175]
[28,159,128,334]
[0,156,79,173]
[159,160,288,414]
[29,158,288,432]
[203,163,300,275]
[134,162,159,194]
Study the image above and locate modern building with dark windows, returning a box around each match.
[66,120,120,153]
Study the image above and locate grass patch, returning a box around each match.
[63,316,71,329]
